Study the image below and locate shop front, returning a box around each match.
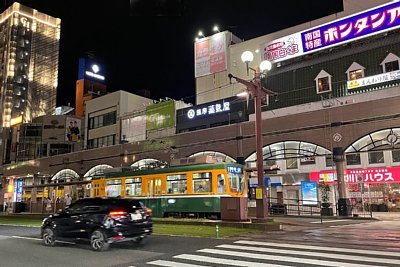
[310,167,400,212]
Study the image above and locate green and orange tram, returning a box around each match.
[91,162,247,218]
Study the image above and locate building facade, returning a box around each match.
[4,0,400,214]
[0,2,61,163]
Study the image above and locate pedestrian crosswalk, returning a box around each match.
[147,239,400,267]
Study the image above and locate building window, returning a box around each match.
[368,151,384,164]
[325,155,334,167]
[346,62,365,81]
[87,134,115,149]
[349,70,363,80]
[381,53,400,73]
[318,77,330,93]
[286,158,298,169]
[88,111,117,129]
[392,150,400,162]
[346,153,361,165]
[385,61,399,72]
[314,70,332,94]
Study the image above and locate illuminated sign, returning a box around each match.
[310,167,400,184]
[15,179,23,202]
[187,101,230,119]
[263,1,400,63]
[85,64,105,80]
[301,181,318,206]
[10,115,23,126]
[347,70,400,89]
[78,58,106,83]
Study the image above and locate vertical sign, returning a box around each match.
[15,179,23,202]
[301,181,318,205]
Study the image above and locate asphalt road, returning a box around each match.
[1,220,400,267]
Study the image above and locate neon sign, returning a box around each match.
[187,101,230,119]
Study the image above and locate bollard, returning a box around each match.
[216,224,219,238]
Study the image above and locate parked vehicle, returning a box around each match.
[41,197,152,251]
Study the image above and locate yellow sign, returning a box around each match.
[10,115,23,126]
[256,188,263,200]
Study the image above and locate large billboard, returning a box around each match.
[195,31,227,77]
[146,100,175,130]
[66,117,82,142]
[263,1,400,63]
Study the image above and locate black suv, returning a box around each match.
[41,197,153,251]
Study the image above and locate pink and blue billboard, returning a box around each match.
[263,2,400,63]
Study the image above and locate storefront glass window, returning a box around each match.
[286,158,298,169]
[368,151,384,164]
[392,150,400,162]
[346,153,361,165]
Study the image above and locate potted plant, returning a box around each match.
[319,182,333,216]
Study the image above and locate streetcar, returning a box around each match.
[91,162,246,218]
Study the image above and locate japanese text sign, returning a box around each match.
[310,167,400,184]
[263,2,400,63]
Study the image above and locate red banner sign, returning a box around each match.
[310,167,400,184]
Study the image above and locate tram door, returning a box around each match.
[147,178,162,197]
[146,178,163,217]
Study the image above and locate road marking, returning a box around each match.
[11,236,41,241]
[310,219,350,223]
[198,248,383,267]
[11,235,75,244]
[147,260,210,267]
[174,254,290,267]
[234,240,400,257]
[217,244,400,265]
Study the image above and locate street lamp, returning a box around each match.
[229,51,276,220]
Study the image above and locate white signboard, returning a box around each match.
[347,70,400,89]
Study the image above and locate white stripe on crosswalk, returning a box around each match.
[235,240,400,257]
[217,244,400,265]
[147,260,210,267]
[310,219,350,223]
[174,254,292,267]
[198,248,384,267]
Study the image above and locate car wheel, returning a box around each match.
[43,227,56,246]
[90,230,109,251]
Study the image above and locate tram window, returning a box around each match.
[193,172,211,192]
[228,172,244,193]
[126,178,142,196]
[167,174,187,194]
[217,174,226,193]
[106,179,122,197]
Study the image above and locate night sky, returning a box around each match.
[2,0,343,107]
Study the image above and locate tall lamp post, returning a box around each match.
[228,51,276,219]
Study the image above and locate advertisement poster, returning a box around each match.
[301,181,318,206]
[66,117,81,142]
[146,100,175,130]
[15,179,23,202]
[194,32,227,77]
